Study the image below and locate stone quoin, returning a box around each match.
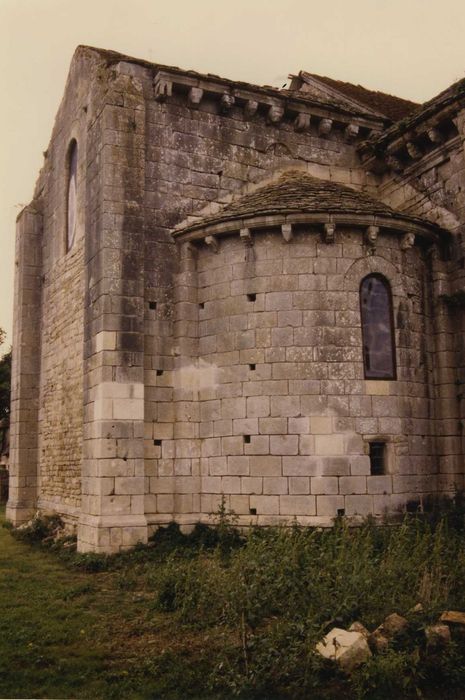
[6,46,465,552]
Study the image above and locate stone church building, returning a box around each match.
[6,45,465,551]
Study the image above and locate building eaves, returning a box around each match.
[367,77,465,151]
[77,45,387,127]
[174,170,441,240]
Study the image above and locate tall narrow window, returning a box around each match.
[66,140,78,251]
[360,274,396,379]
[369,441,386,475]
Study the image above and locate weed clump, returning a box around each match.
[13,513,64,544]
[148,513,465,698]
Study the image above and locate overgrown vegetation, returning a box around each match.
[3,499,465,699]
[0,327,11,424]
[0,328,11,462]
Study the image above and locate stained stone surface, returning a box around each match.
[6,45,465,551]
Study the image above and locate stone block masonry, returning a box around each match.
[6,45,465,551]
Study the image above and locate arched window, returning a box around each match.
[360,274,396,379]
[66,139,78,251]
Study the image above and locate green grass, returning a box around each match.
[2,503,465,699]
[0,507,225,699]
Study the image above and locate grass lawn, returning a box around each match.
[2,503,465,699]
[0,507,224,699]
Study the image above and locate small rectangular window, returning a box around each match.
[369,441,385,475]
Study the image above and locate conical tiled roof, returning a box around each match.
[177,171,429,233]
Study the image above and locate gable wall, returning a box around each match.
[32,52,98,518]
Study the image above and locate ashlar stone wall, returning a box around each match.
[8,46,464,552]
[144,224,439,528]
[373,114,465,491]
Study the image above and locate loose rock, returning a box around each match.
[439,611,465,627]
[425,624,451,649]
[316,627,372,672]
[348,621,369,638]
[368,612,408,653]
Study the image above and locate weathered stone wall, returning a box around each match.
[33,52,96,518]
[9,46,465,550]
[373,119,465,490]
[145,226,439,527]
[38,238,84,511]
[6,205,42,525]
[78,63,149,552]
[7,48,111,525]
[134,65,373,526]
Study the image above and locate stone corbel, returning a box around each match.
[154,78,173,101]
[400,232,415,250]
[188,87,204,108]
[184,241,197,255]
[366,225,379,248]
[240,228,253,246]
[281,223,293,243]
[244,99,259,119]
[344,123,359,142]
[267,104,284,125]
[294,113,311,133]
[324,223,336,244]
[406,141,422,159]
[221,93,235,114]
[318,118,333,137]
[205,234,219,253]
[386,154,403,173]
[427,127,444,145]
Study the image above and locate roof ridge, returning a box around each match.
[297,72,419,122]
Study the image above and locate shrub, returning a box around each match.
[148,514,465,697]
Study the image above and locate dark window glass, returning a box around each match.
[67,140,78,251]
[360,275,396,379]
[369,441,385,475]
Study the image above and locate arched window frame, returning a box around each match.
[359,273,397,380]
[66,139,78,252]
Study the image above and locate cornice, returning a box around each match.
[152,67,385,141]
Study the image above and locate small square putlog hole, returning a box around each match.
[247,293,256,302]
[249,363,256,371]
[156,369,164,376]
[149,301,157,310]
[249,507,257,515]
[154,439,162,447]
[243,435,251,444]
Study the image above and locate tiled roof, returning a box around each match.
[369,76,465,149]
[179,171,427,231]
[301,73,419,121]
[77,46,385,122]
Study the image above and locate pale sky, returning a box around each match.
[1,0,465,347]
